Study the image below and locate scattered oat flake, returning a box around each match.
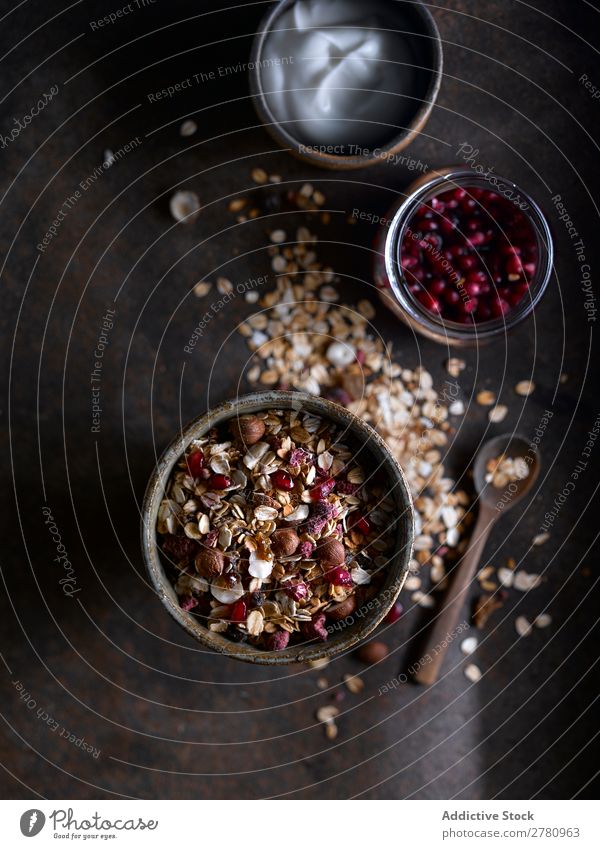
[532,532,550,546]
[449,400,465,416]
[325,721,338,740]
[180,119,197,137]
[461,636,478,655]
[317,677,328,689]
[169,190,200,222]
[193,281,212,298]
[251,167,268,184]
[316,705,339,723]
[477,390,496,406]
[488,404,508,423]
[309,657,329,669]
[534,613,552,629]
[216,277,233,295]
[228,198,246,212]
[464,663,482,682]
[446,357,466,377]
[513,571,542,592]
[343,673,364,694]
[515,615,532,637]
[497,567,514,587]
[412,590,435,608]
[270,229,286,243]
[515,380,535,396]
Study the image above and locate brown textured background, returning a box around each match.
[1,0,599,799]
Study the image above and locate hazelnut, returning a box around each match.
[229,414,265,446]
[356,640,389,664]
[315,538,346,564]
[194,548,224,578]
[327,594,357,622]
[271,528,300,557]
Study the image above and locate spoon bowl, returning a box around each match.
[474,432,540,510]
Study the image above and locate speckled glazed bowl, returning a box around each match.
[141,391,414,664]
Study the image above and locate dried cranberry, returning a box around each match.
[306,500,337,535]
[230,599,247,623]
[308,477,335,501]
[325,566,353,587]
[180,596,198,611]
[209,474,231,490]
[186,450,204,477]
[349,513,371,535]
[270,469,294,491]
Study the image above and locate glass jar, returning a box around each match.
[373,167,554,346]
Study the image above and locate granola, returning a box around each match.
[484,454,529,488]
[157,408,396,650]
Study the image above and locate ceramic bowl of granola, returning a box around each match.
[142,391,414,664]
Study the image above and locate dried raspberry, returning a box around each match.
[336,481,358,495]
[305,500,337,536]
[285,580,308,602]
[265,630,290,651]
[162,534,199,565]
[289,448,313,467]
[324,566,353,586]
[299,541,315,558]
[204,529,219,548]
[301,613,328,642]
[180,596,198,611]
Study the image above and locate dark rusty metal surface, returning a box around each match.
[1,0,599,799]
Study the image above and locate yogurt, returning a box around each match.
[260,0,419,149]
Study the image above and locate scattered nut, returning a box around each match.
[356,640,389,664]
[194,548,224,578]
[229,414,266,446]
[315,538,345,564]
[270,528,300,556]
[343,673,364,694]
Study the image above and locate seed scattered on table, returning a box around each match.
[515,615,532,637]
[515,380,535,396]
[464,663,482,682]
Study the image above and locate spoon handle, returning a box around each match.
[412,502,498,686]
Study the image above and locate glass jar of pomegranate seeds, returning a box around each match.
[373,167,553,346]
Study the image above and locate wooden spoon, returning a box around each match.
[412,433,540,686]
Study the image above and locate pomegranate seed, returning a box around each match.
[417,290,440,313]
[325,566,353,587]
[384,601,404,624]
[309,477,335,500]
[230,599,246,623]
[429,277,446,295]
[186,450,204,477]
[209,473,231,490]
[270,469,294,491]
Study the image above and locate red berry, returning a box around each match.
[417,290,440,313]
[230,599,246,623]
[309,477,335,501]
[186,450,204,477]
[209,473,231,490]
[270,469,294,491]
[325,566,353,586]
[350,513,371,535]
[384,601,404,624]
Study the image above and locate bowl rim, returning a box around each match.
[141,391,414,665]
[248,0,443,170]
